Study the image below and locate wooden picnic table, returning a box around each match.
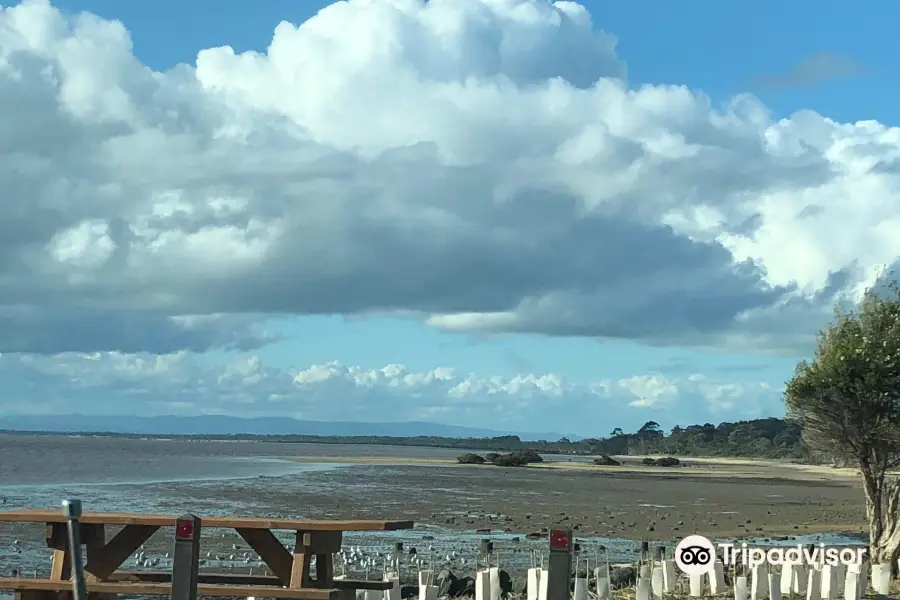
[0,510,414,600]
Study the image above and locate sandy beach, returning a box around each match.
[0,438,871,587]
[275,454,868,540]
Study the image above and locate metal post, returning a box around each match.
[480,540,493,567]
[393,542,403,573]
[170,514,201,600]
[546,528,573,600]
[62,499,88,600]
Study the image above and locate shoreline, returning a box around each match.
[279,454,863,481]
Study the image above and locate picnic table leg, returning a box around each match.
[45,523,72,600]
[235,528,293,586]
[315,553,333,585]
[82,524,159,583]
[289,533,312,589]
[82,525,116,600]
[289,531,342,589]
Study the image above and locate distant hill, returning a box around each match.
[0,414,574,442]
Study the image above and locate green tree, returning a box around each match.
[638,421,660,434]
[785,279,900,572]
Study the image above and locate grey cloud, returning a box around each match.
[0,309,278,354]
[753,52,866,90]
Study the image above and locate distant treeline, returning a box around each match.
[0,417,808,460]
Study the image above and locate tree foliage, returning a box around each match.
[786,282,900,466]
[11,418,807,458]
[785,278,900,569]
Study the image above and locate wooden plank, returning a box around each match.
[315,555,333,586]
[83,525,159,580]
[0,578,341,600]
[110,572,271,584]
[0,510,413,531]
[301,532,342,555]
[107,572,393,590]
[44,524,71,584]
[291,531,341,589]
[13,590,55,600]
[289,537,312,589]
[235,528,293,585]
[81,524,115,600]
[49,549,70,581]
[332,579,392,591]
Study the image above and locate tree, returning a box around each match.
[785,279,900,573]
[610,428,624,437]
[638,421,660,433]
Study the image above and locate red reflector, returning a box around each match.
[175,520,194,539]
[550,529,569,550]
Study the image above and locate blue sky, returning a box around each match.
[0,0,896,436]
[48,0,895,126]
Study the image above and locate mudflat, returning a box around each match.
[273,455,867,541]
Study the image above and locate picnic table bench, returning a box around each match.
[0,510,413,600]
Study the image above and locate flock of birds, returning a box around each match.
[131,542,270,570]
[338,545,472,575]
[2,530,543,582]
[112,540,480,576]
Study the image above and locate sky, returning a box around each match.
[0,0,898,437]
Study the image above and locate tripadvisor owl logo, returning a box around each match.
[674,535,715,575]
[674,535,866,574]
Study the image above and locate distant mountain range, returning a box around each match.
[0,414,576,442]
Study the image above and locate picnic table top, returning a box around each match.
[0,510,414,531]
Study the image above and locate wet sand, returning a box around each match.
[277,455,867,540]
[0,441,871,586]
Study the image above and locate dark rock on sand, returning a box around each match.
[457,453,486,465]
[459,576,476,597]
[499,569,512,596]
[436,570,470,598]
[610,566,636,589]
[434,569,511,598]
[593,454,620,466]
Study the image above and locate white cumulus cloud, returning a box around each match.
[0,0,897,358]
[0,352,778,435]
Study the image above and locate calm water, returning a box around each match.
[0,435,473,486]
